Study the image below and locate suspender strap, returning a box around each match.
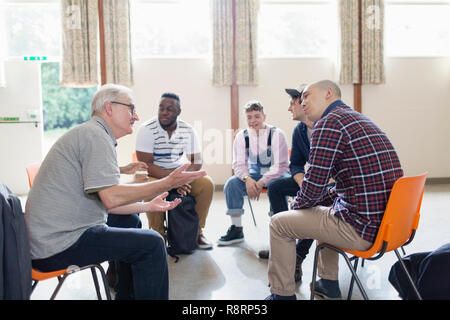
[243,126,276,158]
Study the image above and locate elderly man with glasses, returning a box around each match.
[25,84,206,300]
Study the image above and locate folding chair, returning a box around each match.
[310,173,427,300]
[26,163,111,300]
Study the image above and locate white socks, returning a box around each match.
[231,216,242,227]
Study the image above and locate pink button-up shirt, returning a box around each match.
[232,125,289,186]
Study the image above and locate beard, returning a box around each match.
[160,118,177,130]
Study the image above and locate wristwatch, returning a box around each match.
[243,175,250,182]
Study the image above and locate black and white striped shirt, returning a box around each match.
[136,117,200,169]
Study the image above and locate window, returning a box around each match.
[385,0,450,57]
[0,1,96,153]
[0,0,61,58]
[131,0,212,58]
[257,0,338,58]
[41,62,97,154]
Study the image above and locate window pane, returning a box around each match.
[258,1,337,57]
[41,62,97,154]
[2,3,61,57]
[386,4,450,57]
[131,0,211,57]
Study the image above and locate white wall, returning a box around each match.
[125,56,450,185]
[363,57,450,177]
[0,60,44,195]
[1,57,449,194]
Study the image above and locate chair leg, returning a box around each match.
[340,253,369,300]
[394,249,422,300]
[310,245,322,300]
[347,258,359,300]
[401,246,406,256]
[91,267,102,300]
[247,197,257,227]
[31,280,39,294]
[50,275,68,300]
[95,264,112,300]
[311,244,368,300]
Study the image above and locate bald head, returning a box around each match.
[301,80,342,122]
[313,80,341,99]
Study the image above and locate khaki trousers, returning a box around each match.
[268,206,372,296]
[145,175,214,238]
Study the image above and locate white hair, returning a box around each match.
[91,84,133,116]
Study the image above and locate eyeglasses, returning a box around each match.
[111,101,136,115]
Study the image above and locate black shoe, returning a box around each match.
[310,279,342,300]
[217,225,244,246]
[294,254,304,283]
[264,293,296,300]
[258,249,270,259]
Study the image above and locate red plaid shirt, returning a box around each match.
[290,101,403,243]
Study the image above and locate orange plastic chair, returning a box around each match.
[26,163,111,300]
[25,163,41,189]
[310,173,427,300]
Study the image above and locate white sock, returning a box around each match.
[231,216,242,227]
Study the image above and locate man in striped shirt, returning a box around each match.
[266,80,403,300]
[136,93,215,249]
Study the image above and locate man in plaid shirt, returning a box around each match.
[265,80,403,300]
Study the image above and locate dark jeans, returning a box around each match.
[107,213,142,229]
[32,217,168,300]
[105,213,143,296]
[267,176,314,259]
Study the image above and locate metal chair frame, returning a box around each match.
[310,231,421,300]
[310,173,426,300]
[31,264,112,300]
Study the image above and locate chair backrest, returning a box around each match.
[26,163,41,188]
[132,152,137,163]
[347,173,427,258]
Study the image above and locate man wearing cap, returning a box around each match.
[259,85,315,284]
[265,80,403,300]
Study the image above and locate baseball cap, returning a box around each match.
[285,84,306,99]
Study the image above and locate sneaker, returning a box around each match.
[310,279,342,300]
[217,225,244,246]
[258,249,270,259]
[264,293,296,300]
[294,254,304,283]
[197,234,213,250]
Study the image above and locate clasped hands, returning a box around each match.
[245,176,265,200]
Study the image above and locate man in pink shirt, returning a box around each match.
[218,101,289,245]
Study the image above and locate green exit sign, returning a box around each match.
[24,56,48,61]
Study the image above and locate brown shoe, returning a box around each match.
[197,234,213,250]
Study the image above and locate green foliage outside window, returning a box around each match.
[41,62,97,131]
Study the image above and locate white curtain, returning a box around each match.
[60,0,99,87]
[339,0,385,84]
[103,0,133,86]
[212,0,258,86]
